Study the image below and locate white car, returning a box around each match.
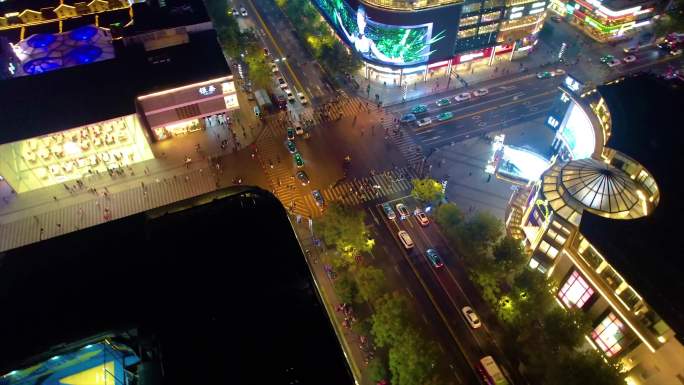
[294,124,304,136]
[231,8,239,16]
[606,59,622,67]
[623,55,637,63]
[298,92,307,104]
[271,62,279,73]
[455,92,472,102]
[398,230,414,249]
[396,203,409,219]
[473,88,488,97]
[285,88,295,103]
[416,117,432,127]
[239,7,248,16]
[414,209,429,226]
[670,49,683,56]
[462,306,482,329]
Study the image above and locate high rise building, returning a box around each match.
[506,75,684,385]
[0,0,239,193]
[312,0,548,84]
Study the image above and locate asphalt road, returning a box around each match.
[248,0,336,103]
[365,195,525,385]
[386,74,564,151]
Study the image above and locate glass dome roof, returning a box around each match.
[541,158,649,226]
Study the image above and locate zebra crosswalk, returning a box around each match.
[382,119,424,168]
[255,126,314,217]
[321,167,419,207]
[271,95,368,132]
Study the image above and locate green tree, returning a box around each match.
[545,350,623,385]
[356,265,386,302]
[368,356,389,382]
[351,317,372,336]
[388,328,437,385]
[653,0,684,38]
[460,211,502,254]
[314,203,372,264]
[410,178,444,203]
[542,307,591,351]
[492,235,527,283]
[334,272,359,304]
[434,202,464,244]
[244,50,272,90]
[511,269,555,326]
[371,292,410,347]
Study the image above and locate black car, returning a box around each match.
[296,171,310,186]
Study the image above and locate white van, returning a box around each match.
[398,230,414,249]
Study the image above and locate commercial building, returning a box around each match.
[0,0,239,193]
[505,75,684,384]
[547,0,659,42]
[312,0,548,84]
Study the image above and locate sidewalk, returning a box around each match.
[290,219,373,385]
[0,93,265,251]
[352,40,560,106]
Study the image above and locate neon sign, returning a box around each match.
[199,85,216,96]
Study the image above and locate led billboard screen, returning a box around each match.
[559,102,595,160]
[313,0,459,67]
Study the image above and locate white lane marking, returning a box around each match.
[406,287,415,298]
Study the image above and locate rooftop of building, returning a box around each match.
[579,74,684,337]
[0,28,229,144]
[124,0,211,35]
[0,187,353,385]
[600,0,658,12]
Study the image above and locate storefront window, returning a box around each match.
[483,0,504,7]
[460,15,480,26]
[462,3,481,13]
[458,28,478,38]
[600,266,623,290]
[478,23,499,34]
[591,313,625,357]
[482,11,502,22]
[0,115,154,193]
[557,270,594,308]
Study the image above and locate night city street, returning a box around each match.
[1,0,684,384]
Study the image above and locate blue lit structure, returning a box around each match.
[0,340,140,385]
[69,25,98,42]
[67,45,103,64]
[13,26,115,78]
[26,34,56,49]
[22,57,62,75]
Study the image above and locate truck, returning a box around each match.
[254,89,272,112]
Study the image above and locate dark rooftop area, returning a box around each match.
[580,74,684,336]
[0,29,229,143]
[124,0,211,35]
[0,187,354,385]
[0,0,58,14]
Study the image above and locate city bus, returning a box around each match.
[478,356,510,385]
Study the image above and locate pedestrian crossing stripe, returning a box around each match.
[321,167,418,207]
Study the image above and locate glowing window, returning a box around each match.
[557,270,594,308]
[591,313,625,357]
[458,28,477,38]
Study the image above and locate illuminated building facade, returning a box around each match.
[312,0,548,83]
[0,0,239,193]
[505,75,684,385]
[547,0,659,42]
